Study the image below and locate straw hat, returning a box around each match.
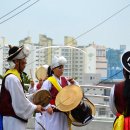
[55,85,83,112]
[33,90,51,107]
[35,65,49,80]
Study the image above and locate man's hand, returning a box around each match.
[35,105,44,113]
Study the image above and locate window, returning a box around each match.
[99,108,106,115]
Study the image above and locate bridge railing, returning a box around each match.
[80,84,115,121]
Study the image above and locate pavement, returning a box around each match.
[26,117,113,130]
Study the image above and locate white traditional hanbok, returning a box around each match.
[3,74,37,130]
[35,75,79,130]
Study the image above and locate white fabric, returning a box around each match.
[28,84,36,94]
[51,56,67,69]
[35,75,79,130]
[8,61,15,69]
[43,64,49,70]
[13,46,29,60]
[109,84,117,115]
[3,74,37,130]
[3,116,27,130]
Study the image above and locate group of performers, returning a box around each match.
[1,44,130,130]
[3,44,130,130]
[0,45,95,130]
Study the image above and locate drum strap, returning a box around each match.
[48,76,62,91]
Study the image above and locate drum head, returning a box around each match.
[33,90,51,107]
[55,85,83,112]
[35,66,47,80]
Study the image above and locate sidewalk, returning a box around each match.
[27,117,113,130]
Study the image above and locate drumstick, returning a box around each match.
[30,69,33,79]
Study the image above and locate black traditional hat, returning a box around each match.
[7,46,23,61]
[121,51,130,73]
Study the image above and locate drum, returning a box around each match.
[35,65,49,80]
[69,98,95,126]
[33,89,51,107]
[55,85,95,126]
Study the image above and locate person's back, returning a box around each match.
[110,51,130,130]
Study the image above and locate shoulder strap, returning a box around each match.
[48,76,62,92]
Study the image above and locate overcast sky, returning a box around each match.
[0,0,130,50]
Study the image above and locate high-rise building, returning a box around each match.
[89,43,107,79]
[106,46,125,79]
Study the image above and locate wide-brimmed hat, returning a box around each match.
[7,46,23,61]
[33,89,51,107]
[7,45,29,61]
[35,65,49,80]
[55,85,83,112]
[121,51,130,73]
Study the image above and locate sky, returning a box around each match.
[0,0,130,50]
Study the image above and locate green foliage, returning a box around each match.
[0,74,3,79]
[21,72,31,92]
[22,72,30,84]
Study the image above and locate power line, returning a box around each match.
[0,0,32,20]
[70,4,130,42]
[26,4,129,81]
[42,4,130,61]
[0,0,40,25]
[96,69,123,85]
[1,3,129,82]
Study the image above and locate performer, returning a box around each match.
[34,64,49,130]
[109,51,130,130]
[36,78,43,91]
[39,55,79,130]
[0,45,43,130]
[28,79,36,94]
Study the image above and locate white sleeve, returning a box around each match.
[65,77,79,86]
[109,84,117,115]
[41,80,52,91]
[5,74,37,120]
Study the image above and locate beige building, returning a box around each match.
[90,43,107,78]
[19,35,53,81]
[64,36,77,46]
